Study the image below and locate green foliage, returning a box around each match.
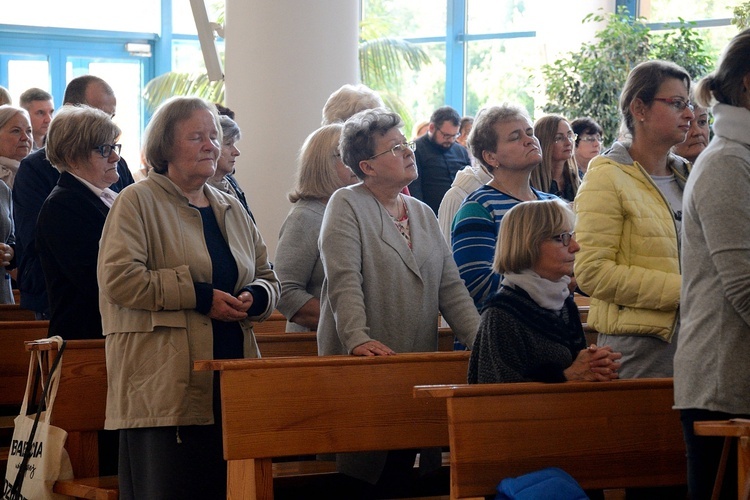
[733,1,750,29]
[359,15,431,135]
[142,9,429,134]
[542,8,713,141]
[142,72,225,113]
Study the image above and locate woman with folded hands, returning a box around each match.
[469,198,621,384]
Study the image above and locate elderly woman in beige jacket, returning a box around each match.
[317,107,478,496]
[98,97,278,500]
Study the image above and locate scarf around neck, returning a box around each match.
[502,269,571,311]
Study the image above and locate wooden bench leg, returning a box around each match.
[227,458,273,500]
[740,437,749,500]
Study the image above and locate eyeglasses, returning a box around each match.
[93,143,121,158]
[579,134,603,144]
[369,141,416,160]
[653,97,694,112]
[437,128,461,140]
[551,231,575,246]
[554,132,577,144]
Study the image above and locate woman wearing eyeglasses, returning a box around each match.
[35,105,122,339]
[531,114,581,202]
[571,116,604,176]
[469,199,621,384]
[574,60,693,379]
[317,107,478,496]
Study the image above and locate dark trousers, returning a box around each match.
[117,377,225,500]
[680,408,750,500]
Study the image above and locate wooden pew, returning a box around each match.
[0,321,50,477]
[23,331,456,498]
[25,339,118,500]
[0,304,37,321]
[414,379,686,500]
[256,327,455,357]
[195,352,471,499]
[252,310,288,333]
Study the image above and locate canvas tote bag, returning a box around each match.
[2,336,73,500]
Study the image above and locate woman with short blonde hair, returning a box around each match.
[469,198,621,384]
[275,123,359,331]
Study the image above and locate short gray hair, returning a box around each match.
[469,103,530,171]
[219,115,241,142]
[46,105,121,173]
[340,107,402,179]
[321,84,384,125]
[142,97,221,174]
[19,88,53,108]
[0,105,30,132]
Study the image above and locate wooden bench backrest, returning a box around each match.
[195,352,470,460]
[256,328,455,357]
[0,321,50,406]
[415,379,686,499]
[26,339,107,479]
[252,311,287,333]
[0,304,36,322]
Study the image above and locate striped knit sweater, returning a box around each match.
[450,185,556,308]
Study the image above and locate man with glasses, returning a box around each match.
[408,106,471,215]
[13,75,135,320]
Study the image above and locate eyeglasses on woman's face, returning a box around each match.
[93,143,121,158]
[653,97,695,112]
[578,134,603,144]
[369,141,416,160]
[554,132,577,144]
[551,231,575,246]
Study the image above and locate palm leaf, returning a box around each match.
[141,72,225,113]
[359,38,430,91]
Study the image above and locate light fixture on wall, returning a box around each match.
[125,42,152,57]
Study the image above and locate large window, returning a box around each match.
[361,0,738,123]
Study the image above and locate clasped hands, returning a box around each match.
[208,289,253,322]
[564,344,622,382]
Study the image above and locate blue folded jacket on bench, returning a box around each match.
[495,467,587,500]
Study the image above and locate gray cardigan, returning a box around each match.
[275,199,326,332]
[317,183,479,485]
[674,103,750,414]
[317,183,479,355]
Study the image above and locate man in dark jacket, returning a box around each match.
[13,75,134,318]
[408,106,471,215]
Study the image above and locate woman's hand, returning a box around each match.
[0,243,13,267]
[208,289,249,322]
[290,298,320,330]
[564,345,622,382]
[352,340,396,356]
